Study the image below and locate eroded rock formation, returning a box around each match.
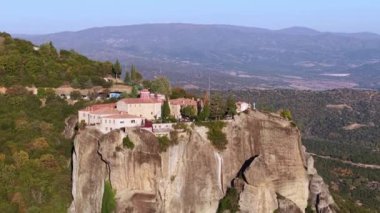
[69,110,336,213]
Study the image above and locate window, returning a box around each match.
[113,120,115,124]
[120,121,124,124]
[131,120,135,123]
[106,127,108,131]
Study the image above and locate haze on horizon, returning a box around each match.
[1,0,379,34]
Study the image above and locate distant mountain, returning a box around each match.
[17,23,380,90]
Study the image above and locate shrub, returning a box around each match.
[199,121,227,150]
[70,91,82,100]
[280,109,292,120]
[217,187,240,213]
[122,136,134,150]
[101,181,116,213]
[157,135,171,152]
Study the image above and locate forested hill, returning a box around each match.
[0,32,113,88]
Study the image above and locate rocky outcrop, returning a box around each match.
[63,115,78,139]
[69,110,335,213]
[304,152,337,213]
[69,129,107,213]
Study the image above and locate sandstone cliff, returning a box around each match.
[69,110,336,213]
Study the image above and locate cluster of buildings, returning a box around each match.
[78,89,198,133]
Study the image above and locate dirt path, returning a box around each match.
[309,153,380,170]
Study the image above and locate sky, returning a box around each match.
[1,0,379,34]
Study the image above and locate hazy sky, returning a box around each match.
[1,0,379,34]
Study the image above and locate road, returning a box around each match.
[308,153,380,170]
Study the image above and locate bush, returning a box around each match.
[198,121,227,150]
[217,187,240,213]
[280,109,292,120]
[70,91,82,100]
[157,135,171,152]
[122,136,134,150]
[101,181,116,213]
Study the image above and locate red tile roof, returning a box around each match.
[119,98,162,104]
[104,114,142,119]
[79,103,116,112]
[169,98,197,106]
[90,109,119,115]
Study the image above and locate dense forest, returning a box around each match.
[224,89,380,212]
[0,32,113,88]
[0,87,86,212]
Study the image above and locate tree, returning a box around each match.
[197,103,210,121]
[181,106,197,119]
[170,87,188,99]
[130,86,138,98]
[150,77,171,96]
[101,181,116,213]
[130,65,142,83]
[124,71,131,84]
[70,91,82,100]
[225,96,237,117]
[142,80,152,89]
[161,99,171,121]
[112,60,122,79]
[209,94,225,120]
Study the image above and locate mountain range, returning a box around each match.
[17,23,380,90]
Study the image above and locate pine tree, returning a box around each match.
[161,99,171,121]
[130,65,142,83]
[124,71,131,84]
[226,96,237,117]
[112,59,122,79]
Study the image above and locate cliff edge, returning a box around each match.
[69,110,336,213]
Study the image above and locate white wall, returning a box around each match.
[98,117,144,133]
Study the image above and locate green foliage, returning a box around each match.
[197,103,210,121]
[101,181,116,213]
[130,65,143,83]
[124,71,131,84]
[217,187,240,213]
[226,96,237,117]
[70,90,82,100]
[0,92,83,211]
[161,100,171,121]
[0,34,112,87]
[181,106,197,119]
[112,59,122,79]
[157,135,171,152]
[149,76,172,96]
[280,109,292,120]
[313,157,380,211]
[209,94,225,120]
[170,87,192,99]
[198,121,227,150]
[122,136,134,150]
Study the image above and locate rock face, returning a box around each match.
[63,115,78,139]
[69,110,335,213]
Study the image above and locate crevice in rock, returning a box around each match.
[97,139,111,182]
[236,155,259,184]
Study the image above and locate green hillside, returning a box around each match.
[0,32,112,88]
[0,34,111,212]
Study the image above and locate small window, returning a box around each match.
[106,127,108,131]
[131,120,135,123]
[120,121,124,124]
